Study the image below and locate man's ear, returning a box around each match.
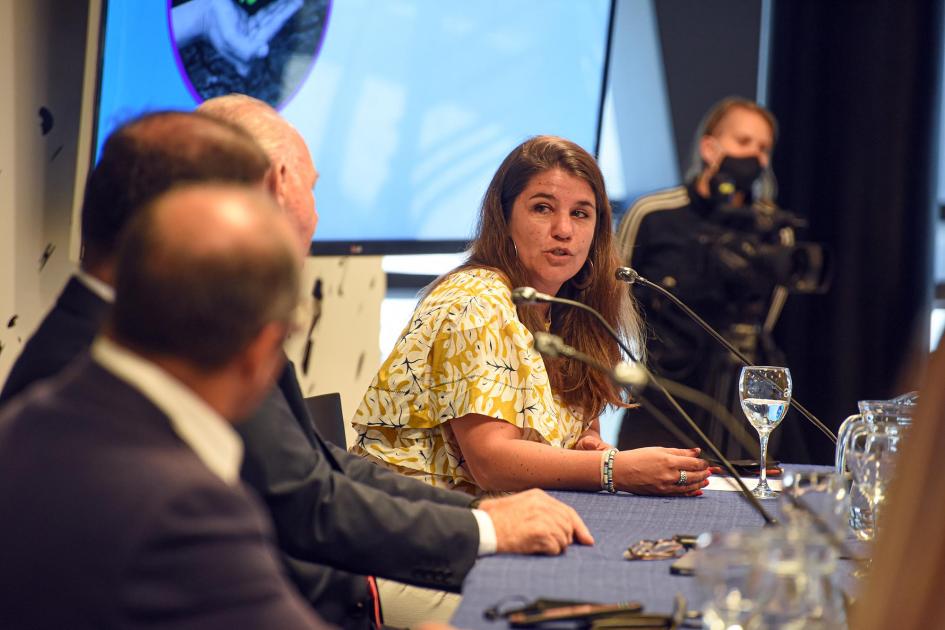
[266,162,289,208]
[699,135,721,169]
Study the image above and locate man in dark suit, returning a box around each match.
[0,184,327,628]
[1,106,592,629]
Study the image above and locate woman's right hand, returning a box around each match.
[612,447,711,496]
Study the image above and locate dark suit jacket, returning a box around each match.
[237,363,481,629]
[0,359,326,630]
[0,277,107,406]
[1,276,482,630]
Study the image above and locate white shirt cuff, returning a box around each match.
[472,508,497,556]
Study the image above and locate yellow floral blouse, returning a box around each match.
[350,268,588,495]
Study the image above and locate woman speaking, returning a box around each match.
[351,136,711,496]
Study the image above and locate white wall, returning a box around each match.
[286,256,384,446]
[0,0,89,380]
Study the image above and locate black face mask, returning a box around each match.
[709,155,763,202]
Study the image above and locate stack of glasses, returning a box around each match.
[693,471,851,629]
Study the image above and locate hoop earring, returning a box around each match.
[571,258,594,291]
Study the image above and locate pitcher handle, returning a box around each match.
[835,413,862,473]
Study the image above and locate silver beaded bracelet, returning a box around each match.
[601,448,617,493]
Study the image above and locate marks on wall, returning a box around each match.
[301,278,323,375]
[38,244,55,271]
[286,256,384,435]
[38,106,54,136]
[2,2,92,386]
[355,351,364,380]
[1,316,18,359]
[0,315,21,358]
[38,105,64,162]
[336,257,348,297]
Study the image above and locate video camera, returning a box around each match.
[709,201,832,295]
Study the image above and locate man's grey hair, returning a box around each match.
[198,94,297,159]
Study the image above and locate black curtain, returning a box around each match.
[767,0,943,464]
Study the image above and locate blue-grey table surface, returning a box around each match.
[451,465,852,629]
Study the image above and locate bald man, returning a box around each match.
[199,95,593,629]
[198,94,318,254]
[0,111,271,405]
[0,184,327,629]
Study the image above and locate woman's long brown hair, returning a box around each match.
[435,135,644,419]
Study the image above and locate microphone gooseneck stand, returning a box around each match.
[534,330,867,560]
[614,267,837,444]
[518,294,778,526]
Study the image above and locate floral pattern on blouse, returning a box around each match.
[350,268,587,495]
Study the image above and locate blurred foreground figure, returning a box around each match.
[851,336,945,630]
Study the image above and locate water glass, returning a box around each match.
[779,470,850,540]
[757,530,845,629]
[739,366,792,498]
[694,530,771,630]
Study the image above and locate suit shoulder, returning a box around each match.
[0,283,104,403]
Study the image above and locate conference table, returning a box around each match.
[452,467,854,628]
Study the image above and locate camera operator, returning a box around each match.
[616,97,799,459]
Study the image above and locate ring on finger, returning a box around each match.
[675,469,688,486]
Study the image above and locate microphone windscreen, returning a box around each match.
[614,361,648,388]
[532,331,561,358]
[615,267,640,284]
[511,286,538,304]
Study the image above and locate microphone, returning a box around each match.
[521,272,753,452]
[513,286,638,361]
[534,333,865,561]
[533,332,647,389]
[614,267,640,285]
[510,286,549,304]
[530,330,777,525]
[615,267,837,443]
[515,285,752,449]
[531,330,570,358]
[536,335,750,451]
[536,346,867,562]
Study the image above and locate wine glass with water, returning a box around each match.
[739,366,792,499]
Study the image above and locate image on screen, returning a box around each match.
[93,0,613,254]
